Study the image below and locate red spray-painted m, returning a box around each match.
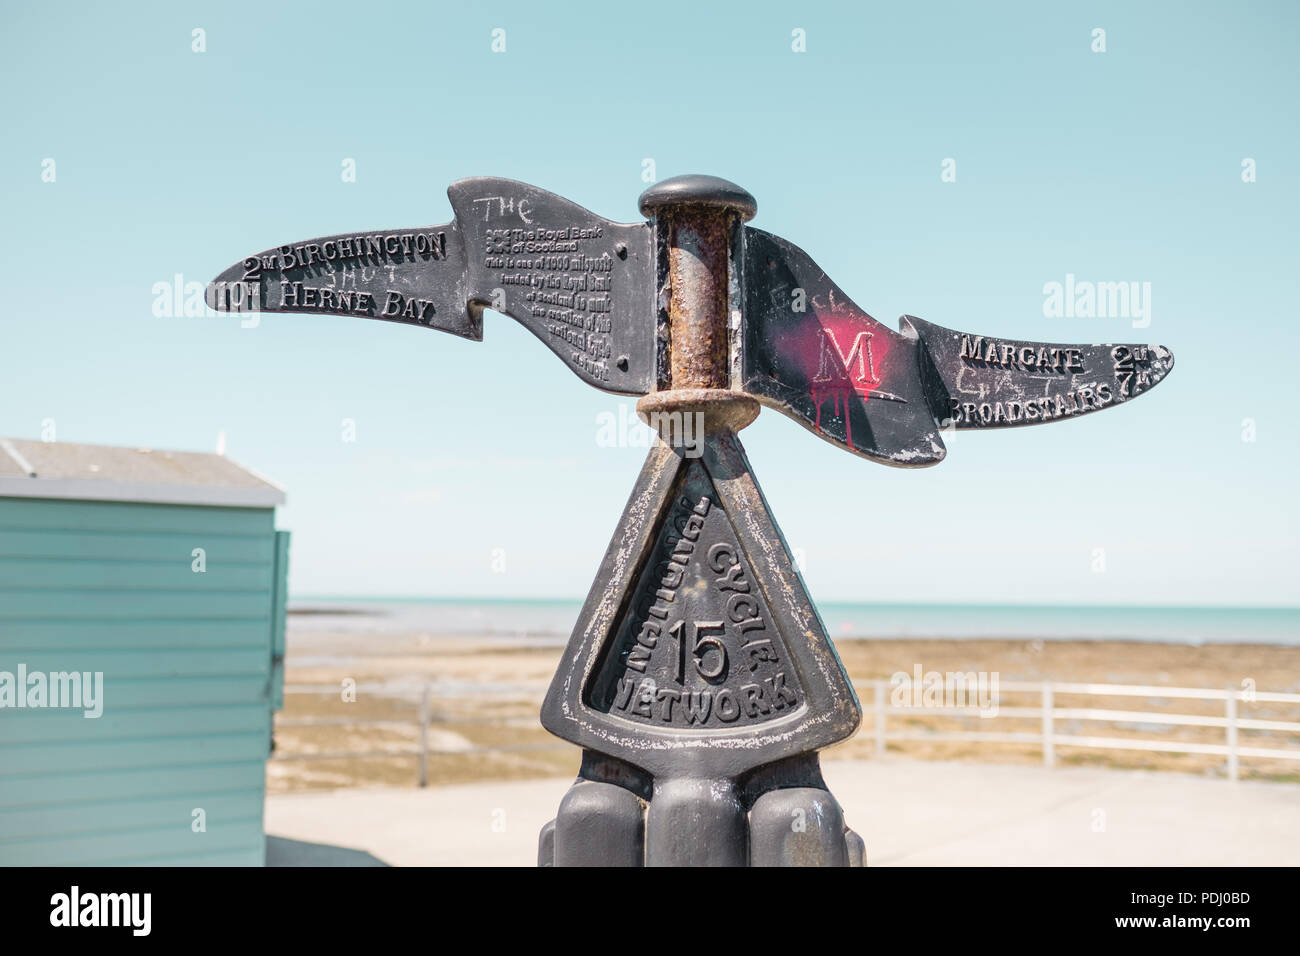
[813,328,879,394]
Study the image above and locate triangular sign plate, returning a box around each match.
[542,430,861,780]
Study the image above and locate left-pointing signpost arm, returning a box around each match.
[205,219,480,339]
[206,177,658,396]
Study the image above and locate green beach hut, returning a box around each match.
[0,437,289,865]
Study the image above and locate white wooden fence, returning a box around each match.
[273,679,1300,785]
[274,682,565,787]
[870,679,1300,780]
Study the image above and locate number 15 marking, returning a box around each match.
[668,620,728,684]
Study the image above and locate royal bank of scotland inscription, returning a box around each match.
[474,201,620,382]
[445,182,654,393]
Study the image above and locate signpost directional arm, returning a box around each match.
[207,177,657,396]
[206,219,476,337]
[904,315,1175,431]
[739,229,1176,465]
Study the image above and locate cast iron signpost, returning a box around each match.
[208,175,1174,867]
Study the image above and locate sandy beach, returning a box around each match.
[270,627,1300,793]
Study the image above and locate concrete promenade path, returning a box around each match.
[264,758,1299,866]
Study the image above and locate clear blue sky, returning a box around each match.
[2,1,1296,606]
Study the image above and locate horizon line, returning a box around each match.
[288,595,1300,612]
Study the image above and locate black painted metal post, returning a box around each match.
[538,178,866,866]
[640,179,757,867]
[204,171,1173,866]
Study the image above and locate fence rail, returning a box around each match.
[274,683,565,786]
[869,679,1300,779]
[273,679,1300,785]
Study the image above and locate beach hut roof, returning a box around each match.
[0,436,285,508]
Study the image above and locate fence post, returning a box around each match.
[418,683,430,788]
[1226,688,1238,782]
[1042,683,1055,769]
[874,680,886,758]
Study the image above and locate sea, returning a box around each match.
[288,597,1300,646]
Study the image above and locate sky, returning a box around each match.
[1,1,1296,606]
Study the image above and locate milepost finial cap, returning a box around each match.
[638,175,758,222]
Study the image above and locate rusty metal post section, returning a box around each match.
[643,177,749,391]
[208,173,1174,868]
[665,214,729,388]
